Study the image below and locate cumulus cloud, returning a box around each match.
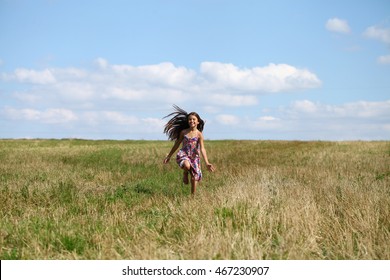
[2,58,388,140]
[211,100,390,140]
[142,118,166,131]
[200,62,321,93]
[110,62,197,89]
[363,25,390,64]
[363,25,390,45]
[216,114,240,125]
[101,111,139,125]
[208,94,258,107]
[12,68,56,84]
[290,100,319,113]
[286,99,390,119]
[258,116,279,121]
[0,59,322,116]
[4,108,78,124]
[326,18,351,34]
[378,55,390,65]
[0,59,325,139]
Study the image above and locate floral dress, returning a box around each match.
[176,135,202,181]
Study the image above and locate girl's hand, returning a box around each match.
[206,163,215,172]
[163,156,170,164]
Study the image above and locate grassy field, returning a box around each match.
[0,139,389,260]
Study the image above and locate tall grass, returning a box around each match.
[0,139,389,259]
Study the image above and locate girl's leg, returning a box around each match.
[190,176,197,195]
[183,170,189,184]
[181,160,191,185]
[180,160,198,194]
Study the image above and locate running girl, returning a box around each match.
[163,105,215,195]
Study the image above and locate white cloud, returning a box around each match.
[202,106,222,114]
[258,116,279,121]
[210,100,390,140]
[42,109,78,123]
[2,99,389,140]
[215,114,279,129]
[101,111,139,125]
[4,108,40,121]
[326,18,351,34]
[363,26,390,45]
[13,68,56,84]
[111,62,197,89]
[141,118,166,132]
[377,55,390,64]
[337,100,390,118]
[250,116,282,132]
[109,87,144,101]
[209,94,258,107]
[95,57,109,69]
[200,62,321,92]
[14,92,43,103]
[286,99,390,119]
[53,82,95,100]
[74,112,164,137]
[4,108,78,124]
[2,59,321,113]
[216,114,240,125]
[142,117,165,127]
[363,25,390,64]
[0,59,326,139]
[290,100,319,114]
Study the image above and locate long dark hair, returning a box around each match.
[163,104,205,141]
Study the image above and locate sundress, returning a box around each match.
[176,135,202,181]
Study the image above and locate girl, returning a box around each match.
[163,105,215,195]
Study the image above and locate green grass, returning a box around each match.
[0,139,389,259]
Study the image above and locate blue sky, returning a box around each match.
[1,0,389,140]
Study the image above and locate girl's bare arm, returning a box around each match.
[199,132,215,172]
[163,131,184,163]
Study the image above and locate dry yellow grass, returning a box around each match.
[0,139,389,259]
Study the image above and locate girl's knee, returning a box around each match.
[181,160,191,170]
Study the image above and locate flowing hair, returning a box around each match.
[163,105,204,141]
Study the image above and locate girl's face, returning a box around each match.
[188,114,199,129]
